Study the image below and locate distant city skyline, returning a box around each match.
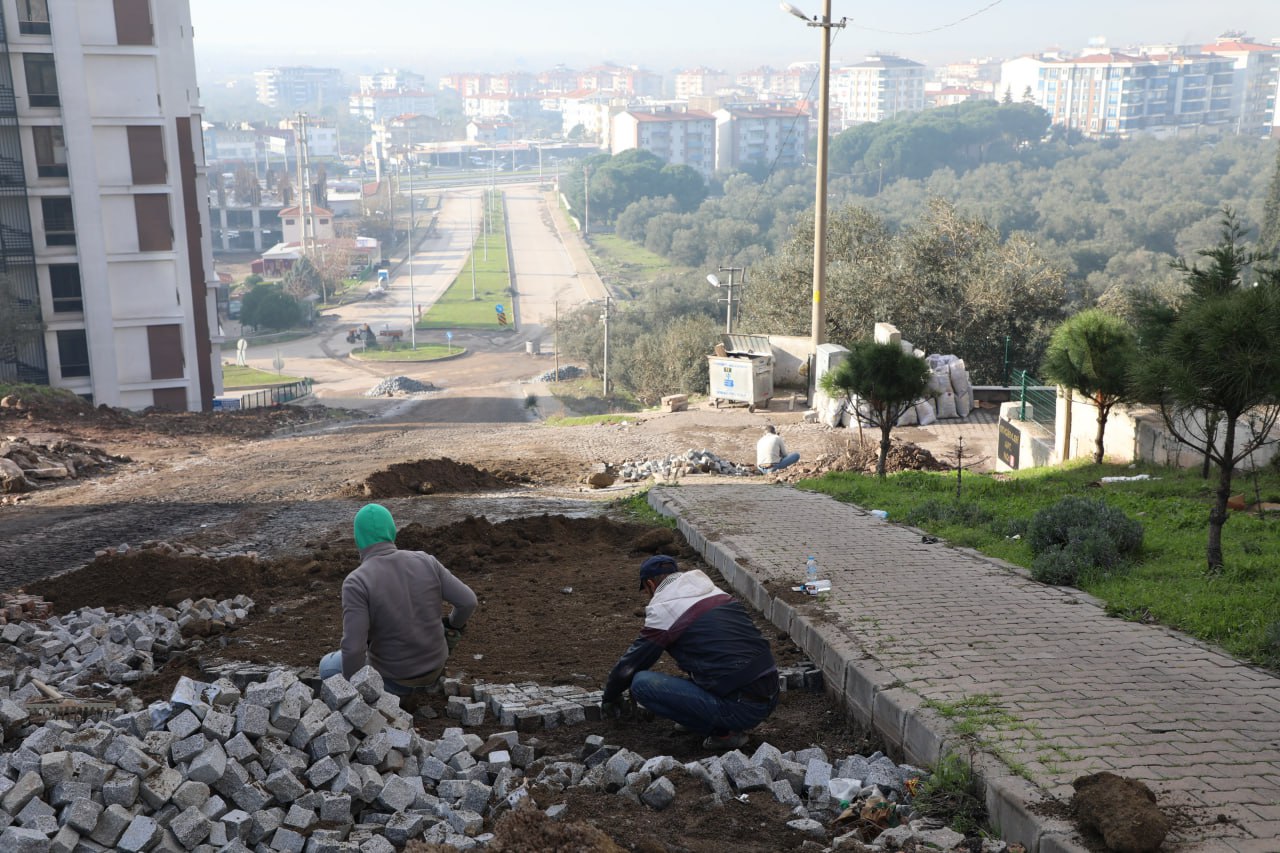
[190,0,1278,78]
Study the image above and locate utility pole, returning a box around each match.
[468,194,477,300]
[810,0,840,354]
[407,128,416,350]
[601,294,611,397]
[553,299,560,382]
[710,266,744,334]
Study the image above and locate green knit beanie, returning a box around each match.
[354,504,397,550]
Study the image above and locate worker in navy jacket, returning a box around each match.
[601,555,779,751]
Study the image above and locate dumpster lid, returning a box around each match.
[721,334,772,357]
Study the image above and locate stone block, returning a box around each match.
[102,773,140,808]
[305,756,340,787]
[318,792,352,824]
[803,758,832,793]
[170,733,207,765]
[140,766,184,810]
[200,794,229,820]
[234,704,269,739]
[270,826,305,852]
[349,667,383,705]
[170,806,212,849]
[2,770,44,814]
[49,780,91,808]
[641,776,676,810]
[461,703,485,727]
[0,826,52,852]
[264,769,306,804]
[201,710,235,743]
[319,676,358,710]
[172,780,211,811]
[50,824,79,853]
[166,710,201,739]
[220,809,252,842]
[63,796,104,833]
[38,751,74,787]
[229,781,272,813]
[117,813,162,852]
[383,811,426,846]
[376,775,416,813]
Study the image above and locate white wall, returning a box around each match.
[92,126,134,187]
[85,56,159,117]
[108,261,181,321]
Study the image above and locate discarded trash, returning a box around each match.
[870,510,888,520]
[1099,475,1157,483]
[803,579,832,595]
[921,535,939,545]
[561,586,573,594]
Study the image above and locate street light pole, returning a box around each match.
[408,134,417,350]
[784,1,845,356]
[468,193,477,300]
[583,165,591,237]
[601,294,611,397]
[707,266,744,334]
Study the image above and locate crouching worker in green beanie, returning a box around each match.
[319,503,477,713]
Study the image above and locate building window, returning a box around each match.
[32,126,68,177]
[113,0,154,46]
[56,329,90,378]
[18,0,51,35]
[49,264,82,312]
[23,54,59,107]
[42,197,76,246]
[134,193,173,251]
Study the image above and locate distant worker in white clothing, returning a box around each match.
[756,425,800,473]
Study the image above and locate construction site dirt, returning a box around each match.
[0,391,1010,851]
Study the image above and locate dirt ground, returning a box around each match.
[25,510,878,852]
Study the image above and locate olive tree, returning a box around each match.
[819,340,931,477]
[1041,309,1138,464]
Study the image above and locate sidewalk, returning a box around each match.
[650,485,1280,853]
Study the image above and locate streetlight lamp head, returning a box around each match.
[780,2,811,20]
[707,274,722,288]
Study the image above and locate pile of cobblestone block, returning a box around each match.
[363,377,436,398]
[0,437,126,495]
[0,595,54,627]
[619,449,756,483]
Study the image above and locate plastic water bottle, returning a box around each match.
[805,556,819,586]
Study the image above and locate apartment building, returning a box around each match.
[675,67,732,99]
[253,66,344,110]
[1002,51,1235,137]
[712,106,809,172]
[832,55,927,127]
[1200,36,1280,137]
[610,108,715,177]
[0,0,221,411]
[358,68,425,94]
[349,89,437,123]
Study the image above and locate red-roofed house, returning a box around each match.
[1201,36,1280,137]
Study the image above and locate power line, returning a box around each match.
[851,0,1005,36]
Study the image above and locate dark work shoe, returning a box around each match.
[672,722,692,733]
[702,731,748,751]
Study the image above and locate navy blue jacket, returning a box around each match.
[603,570,777,703]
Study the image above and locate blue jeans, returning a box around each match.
[629,671,777,736]
[319,651,432,698]
[759,452,800,474]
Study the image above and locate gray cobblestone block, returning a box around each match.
[117,814,162,852]
[485,750,511,776]
[220,809,252,842]
[444,807,483,837]
[170,733,207,765]
[244,760,267,783]
[268,750,309,780]
[0,826,52,852]
[639,755,677,778]
[705,763,733,799]
[271,827,306,852]
[376,775,416,813]
[143,731,179,760]
[603,750,643,790]
[354,732,390,765]
[787,817,826,838]
[248,807,283,845]
[229,781,272,814]
[339,698,378,736]
[282,805,316,831]
[328,765,363,800]
[172,780,211,811]
[383,728,413,753]
[305,756,340,788]
[793,747,828,766]
[381,810,425,847]
[166,710,201,740]
[731,764,773,793]
[65,728,113,761]
[320,676,358,711]
[418,756,450,783]
[864,757,905,795]
[23,815,59,837]
[0,698,30,729]
[302,830,355,852]
[170,806,212,849]
[308,732,349,762]
[749,743,783,780]
[200,794,229,820]
[461,703,485,727]
[50,824,79,853]
[21,726,63,756]
[373,692,402,721]
[270,695,304,732]
[103,773,140,808]
[72,756,111,790]
[770,779,802,807]
[49,779,91,807]
[188,742,227,786]
[285,713,327,752]
[17,793,56,824]
[108,741,159,778]
[377,749,405,775]
[779,758,805,795]
[431,733,467,763]
[64,797,104,833]
[235,704,269,739]
[243,681,286,708]
[200,710,235,743]
[835,755,870,782]
[458,780,491,815]
[349,667,383,705]
[560,704,586,726]
[140,766,183,811]
[318,792,353,824]
[1,770,44,814]
[265,769,306,804]
[641,776,676,810]
[581,745,618,770]
[9,747,41,778]
[446,751,476,773]
[224,733,258,763]
[94,808,138,851]
[359,835,396,853]
[358,765,385,804]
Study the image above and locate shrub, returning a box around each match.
[1026,496,1143,586]
[905,499,994,528]
[912,752,986,835]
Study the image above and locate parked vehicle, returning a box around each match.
[228,300,242,319]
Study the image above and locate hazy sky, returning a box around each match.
[190,0,1278,77]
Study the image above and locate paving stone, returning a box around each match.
[0,826,52,852]
[349,667,384,705]
[103,773,140,808]
[264,769,307,803]
[641,776,676,810]
[50,824,79,853]
[140,766,184,810]
[117,813,162,852]
[320,675,358,710]
[170,806,212,849]
[2,770,45,814]
[270,826,305,852]
[63,796,103,834]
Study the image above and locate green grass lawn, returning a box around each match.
[801,459,1280,669]
[587,233,692,294]
[350,343,464,362]
[543,413,637,426]
[419,192,513,330]
[544,377,643,416]
[221,365,303,387]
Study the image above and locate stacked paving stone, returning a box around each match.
[619,449,755,483]
[363,377,436,398]
[0,660,1025,852]
[0,436,125,495]
[0,595,54,627]
[92,541,263,562]
[530,366,583,382]
[0,597,254,697]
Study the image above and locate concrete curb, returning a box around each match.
[348,348,470,365]
[647,487,1089,853]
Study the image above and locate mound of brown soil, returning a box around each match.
[776,438,951,482]
[358,457,524,497]
[1072,772,1170,852]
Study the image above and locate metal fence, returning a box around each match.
[236,378,313,411]
[1010,370,1056,429]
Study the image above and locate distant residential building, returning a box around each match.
[371,115,448,159]
[579,65,662,98]
[832,55,927,127]
[611,108,716,176]
[559,90,623,144]
[675,67,732,99]
[538,66,580,94]
[488,71,539,96]
[462,94,544,124]
[735,66,811,99]
[713,106,809,172]
[349,90,438,123]
[358,69,426,93]
[1002,51,1236,138]
[0,0,221,412]
[253,66,345,110]
[1200,36,1280,137]
[438,72,490,97]
[927,86,989,108]
[466,119,516,144]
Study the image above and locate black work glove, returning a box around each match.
[442,617,463,654]
[600,695,633,719]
